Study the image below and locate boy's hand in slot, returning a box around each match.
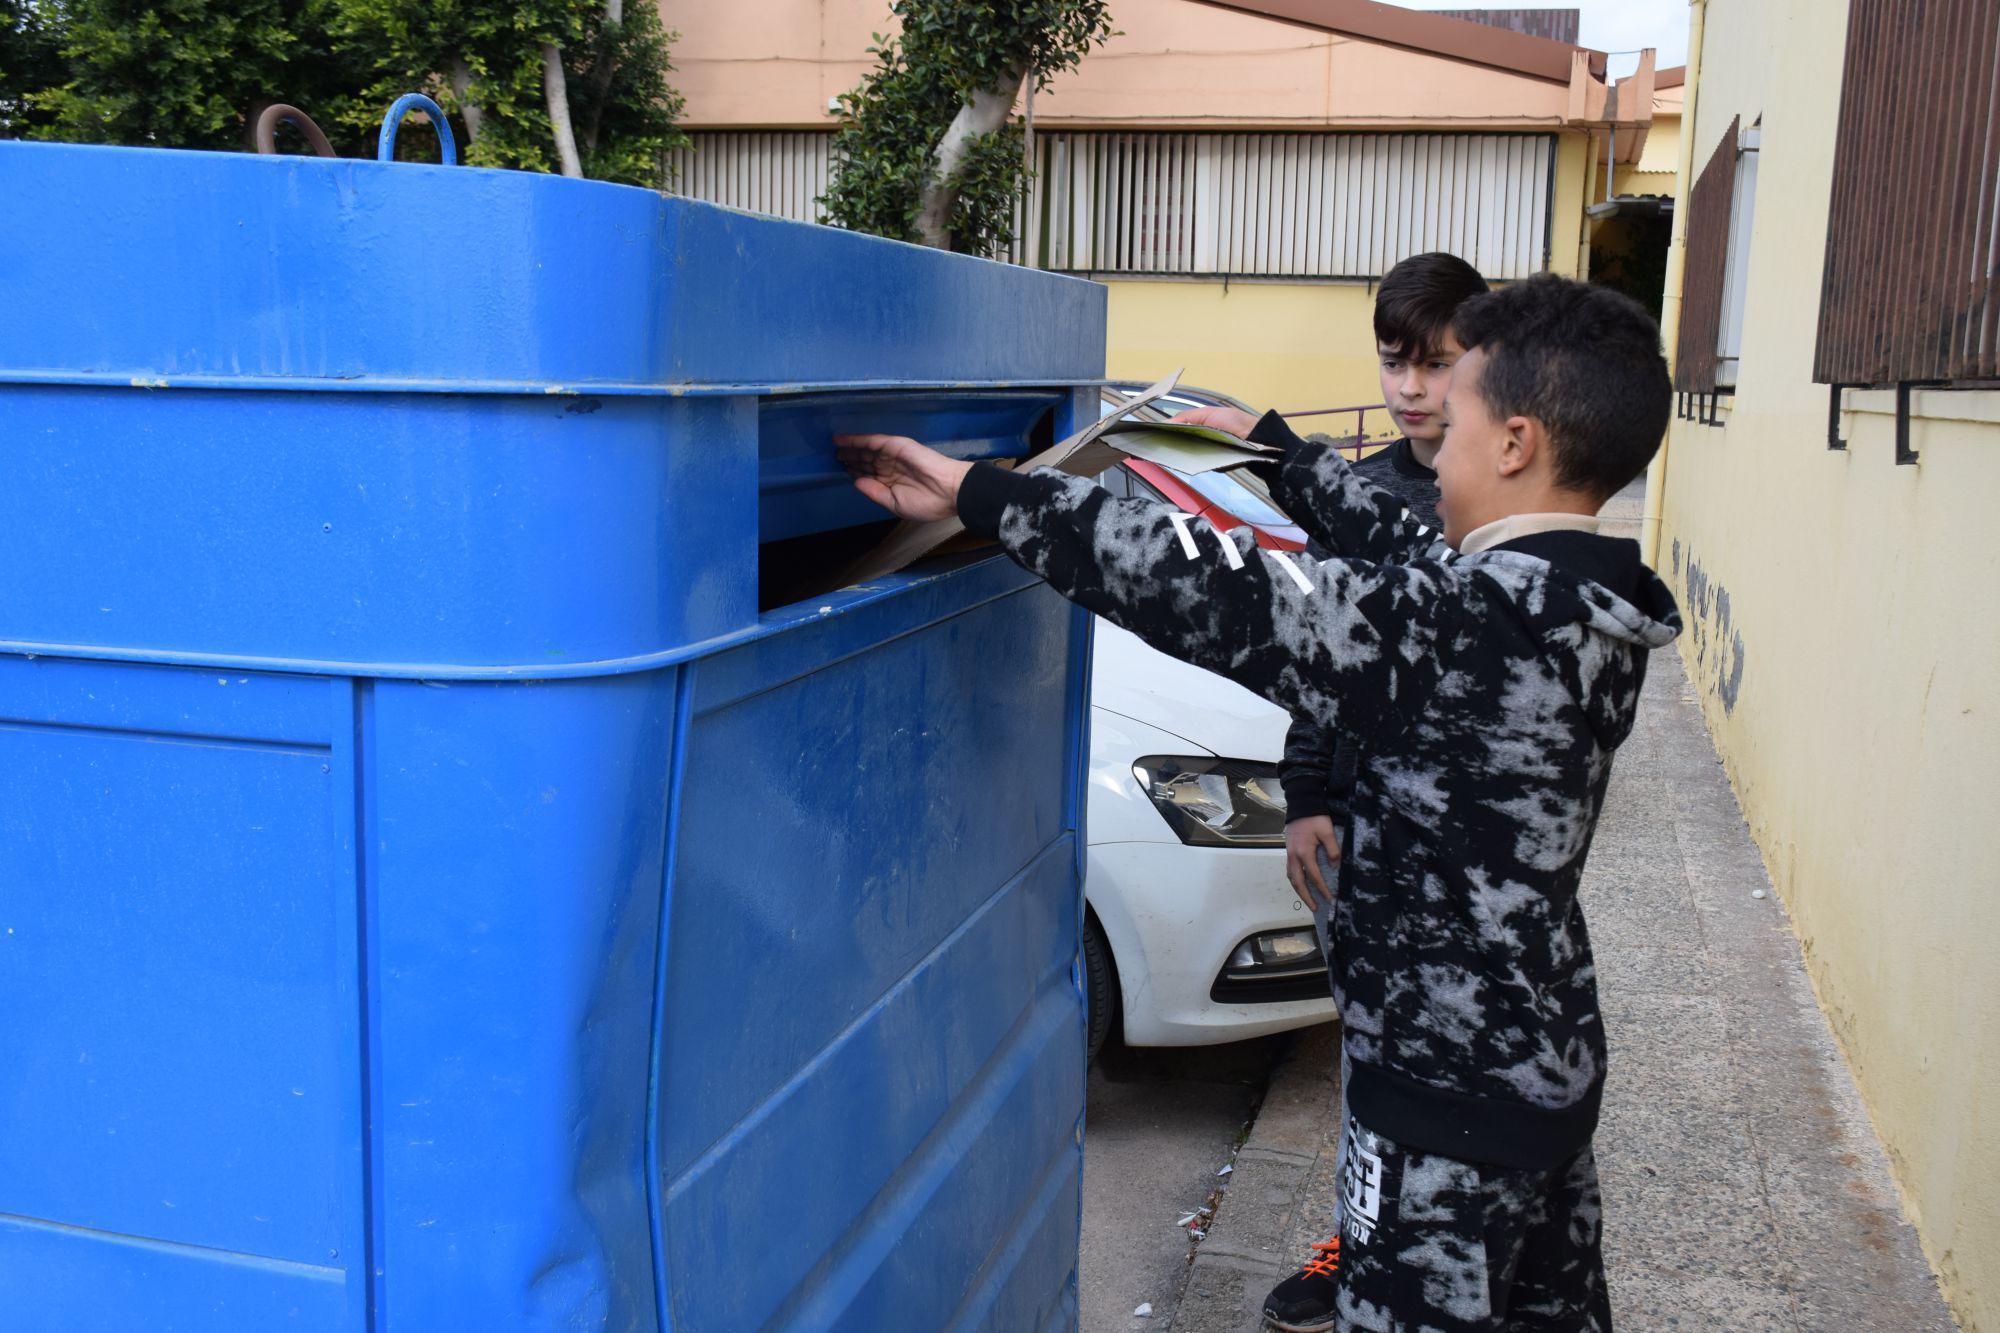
[1286,815,1341,910]
[836,434,973,523]
[1168,405,1260,440]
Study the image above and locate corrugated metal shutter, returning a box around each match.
[666,132,834,223]
[671,130,1555,281]
[1675,117,1737,395]
[1029,132,1554,280]
[1815,0,2000,387]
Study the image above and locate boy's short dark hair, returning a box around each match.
[1451,275,1672,501]
[1374,251,1491,359]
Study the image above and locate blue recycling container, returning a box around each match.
[0,140,1105,1331]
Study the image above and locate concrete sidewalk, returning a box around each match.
[1165,651,1957,1328]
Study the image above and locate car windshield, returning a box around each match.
[1205,457,1289,514]
[1158,464,1294,529]
[1097,387,1308,541]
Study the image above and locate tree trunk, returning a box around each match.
[450,57,484,145]
[580,0,625,158]
[542,42,585,178]
[913,69,1026,249]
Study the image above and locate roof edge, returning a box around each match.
[1187,0,1607,83]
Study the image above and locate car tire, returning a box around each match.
[1083,914,1117,1063]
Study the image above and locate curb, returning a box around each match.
[1170,1024,1340,1332]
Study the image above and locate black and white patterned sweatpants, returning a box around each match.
[1329,1111,1613,1331]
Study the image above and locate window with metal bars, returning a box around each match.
[665,132,835,223]
[1029,131,1555,281]
[668,130,1556,282]
[1815,0,2000,460]
[1715,125,1761,389]
[1674,116,1738,418]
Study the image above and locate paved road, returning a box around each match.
[1079,1036,1291,1332]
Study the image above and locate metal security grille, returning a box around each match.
[669,130,1555,281]
[1034,132,1555,280]
[666,132,834,222]
[1815,0,2000,386]
[1675,117,1737,395]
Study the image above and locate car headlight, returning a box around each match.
[1132,755,1288,847]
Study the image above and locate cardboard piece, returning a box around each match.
[834,369,1182,586]
[1094,421,1282,475]
[830,370,1280,590]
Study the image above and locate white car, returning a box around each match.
[1081,389,1339,1056]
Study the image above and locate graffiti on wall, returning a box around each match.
[1671,538,1747,713]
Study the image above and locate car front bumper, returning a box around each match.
[1087,839,1338,1047]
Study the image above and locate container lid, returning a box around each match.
[0,141,1106,394]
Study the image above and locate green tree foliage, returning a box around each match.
[8,0,685,183]
[823,0,1113,254]
[336,0,685,179]
[1,0,73,137]
[26,0,372,151]
[571,2,685,183]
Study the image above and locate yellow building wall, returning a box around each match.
[1661,2,2000,1326]
[1635,107,1683,176]
[1552,129,1591,278]
[1612,163,1676,197]
[1102,280,1389,422]
[1100,130,1594,422]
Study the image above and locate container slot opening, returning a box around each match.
[754,393,1064,612]
[757,518,898,610]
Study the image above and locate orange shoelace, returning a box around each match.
[1301,1236,1342,1279]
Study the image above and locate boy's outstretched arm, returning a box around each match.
[836,434,1455,739]
[1244,412,1444,564]
[1171,407,1441,563]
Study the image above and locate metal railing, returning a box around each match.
[1278,403,1398,459]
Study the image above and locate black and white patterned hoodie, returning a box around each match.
[958,412,1681,1170]
[1281,435,1443,827]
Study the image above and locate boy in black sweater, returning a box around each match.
[1262,251,1493,921]
[1349,251,1490,526]
[838,275,1678,1331]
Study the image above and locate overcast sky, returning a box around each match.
[1402,1,1692,71]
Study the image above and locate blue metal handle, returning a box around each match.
[378,93,458,165]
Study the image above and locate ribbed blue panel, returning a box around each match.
[0,142,1099,1331]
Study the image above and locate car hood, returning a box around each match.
[1089,621,1290,763]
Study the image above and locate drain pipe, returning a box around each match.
[1643,0,1707,570]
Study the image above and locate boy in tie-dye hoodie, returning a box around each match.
[839,275,1679,1332]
